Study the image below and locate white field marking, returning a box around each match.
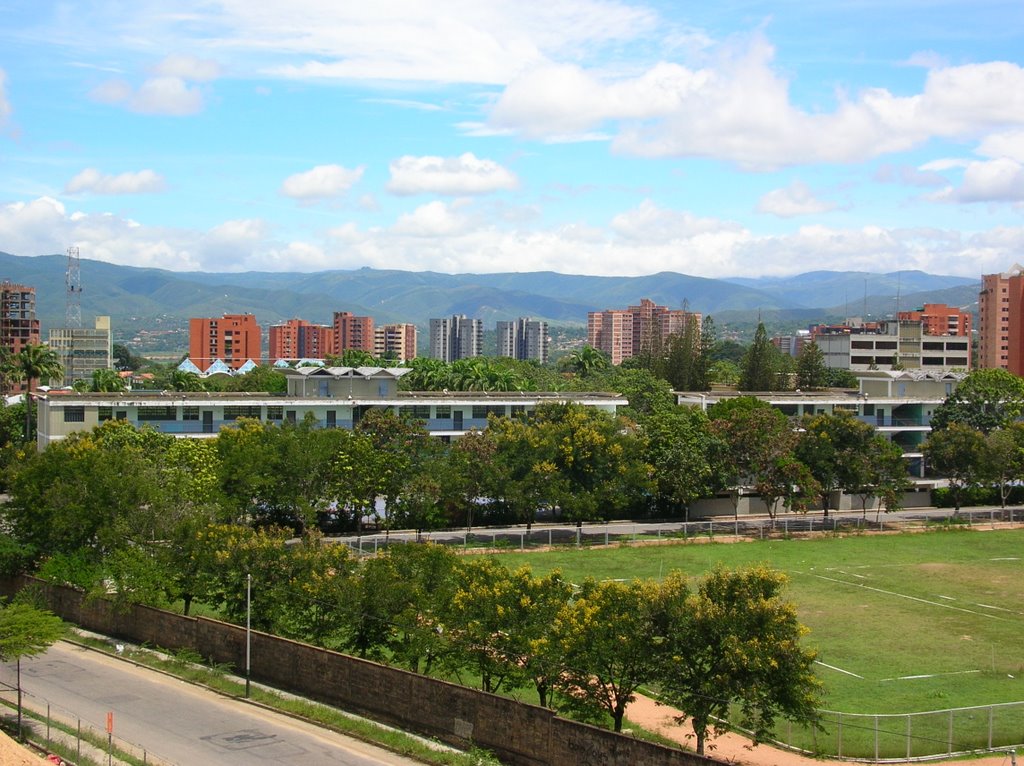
[990,557,1020,561]
[976,603,1013,612]
[804,573,1016,622]
[880,670,981,682]
[937,595,956,600]
[815,661,864,679]
[826,569,867,578]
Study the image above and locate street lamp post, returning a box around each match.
[245,573,251,699]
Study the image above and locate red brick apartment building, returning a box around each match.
[332,311,375,355]
[188,313,261,370]
[588,298,700,365]
[269,318,332,361]
[0,281,40,392]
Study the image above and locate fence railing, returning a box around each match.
[335,507,1022,556]
[762,701,1024,762]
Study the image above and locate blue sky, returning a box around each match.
[1,0,1022,278]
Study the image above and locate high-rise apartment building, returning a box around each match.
[587,298,700,365]
[497,317,549,364]
[188,313,261,371]
[332,311,375,355]
[374,323,418,361]
[49,315,113,386]
[979,266,1022,372]
[897,303,972,338]
[269,318,332,361]
[0,281,41,392]
[429,315,482,362]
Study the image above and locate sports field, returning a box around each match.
[496,529,1024,716]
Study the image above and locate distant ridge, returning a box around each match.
[0,251,979,334]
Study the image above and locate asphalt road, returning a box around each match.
[19,642,423,766]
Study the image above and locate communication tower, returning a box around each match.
[66,246,82,329]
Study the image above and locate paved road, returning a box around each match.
[19,642,423,766]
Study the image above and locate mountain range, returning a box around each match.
[0,251,980,342]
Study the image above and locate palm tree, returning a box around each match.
[91,368,127,392]
[565,345,609,377]
[15,344,63,441]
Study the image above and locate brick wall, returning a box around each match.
[7,577,719,766]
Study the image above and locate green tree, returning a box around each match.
[796,411,878,517]
[795,341,828,390]
[932,369,1024,433]
[739,323,785,392]
[563,345,609,376]
[642,406,725,519]
[712,403,805,520]
[658,565,822,756]
[15,343,63,440]
[169,369,206,391]
[848,435,909,519]
[552,577,663,731]
[90,367,126,392]
[982,424,1024,508]
[0,600,65,662]
[923,423,988,510]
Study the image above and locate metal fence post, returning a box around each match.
[837,712,842,758]
[875,715,879,761]
[907,714,912,760]
[989,705,994,749]
[948,709,954,754]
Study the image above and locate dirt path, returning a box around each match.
[0,729,46,765]
[625,693,1020,766]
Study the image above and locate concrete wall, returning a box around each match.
[7,577,719,766]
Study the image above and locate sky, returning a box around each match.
[1,1,1023,279]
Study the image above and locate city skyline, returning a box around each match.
[1,2,1022,279]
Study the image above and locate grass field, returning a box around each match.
[491,528,1024,757]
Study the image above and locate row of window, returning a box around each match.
[63,404,532,424]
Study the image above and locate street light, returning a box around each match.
[245,573,251,699]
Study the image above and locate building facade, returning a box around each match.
[496,317,549,364]
[978,267,1019,371]
[0,282,40,391]
[587,298,700,365]
[36,365,626,449]
[332,311,375,355]
[812,320,970,372]
[897,303,972,338]
[373,323,418,361]
[269,318,332,361]
[188,313,261,371]
[48,316,113,386]
[429,315,483,362]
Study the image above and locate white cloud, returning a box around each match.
[977,130,1024,163]
[0,68,10,125]
[65,168,166,195]
[3,194,1022,280]
[90,76,205,115]
[153,54,221,82]
[933,158,1024,203]
[280,164,365,199]
[488,35,1024,168]
[903,50,947,69]
[756,181,838,218]
[611,199,742,242]
[874,164,946,188]
[387,153,518,195]
[393,200,471,236]
[919,158,971,172]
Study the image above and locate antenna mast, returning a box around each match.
[66,246,82,329]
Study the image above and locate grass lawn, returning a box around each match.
[494,529,1024,708]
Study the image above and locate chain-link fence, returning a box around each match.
[0,662,174,766]
[336,507,1023,555]
[760,701,1024,762]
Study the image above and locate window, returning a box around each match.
[63,406,85,423]
[182,407,199,421]
[435,406,451,418]
[399,405,430,420]
[326,410,337,427]
[138,406,177,421]
[224,406,261,421]
[98,406,113,422]
[266,406,283,420]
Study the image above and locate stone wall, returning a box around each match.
[7,577,718,766]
